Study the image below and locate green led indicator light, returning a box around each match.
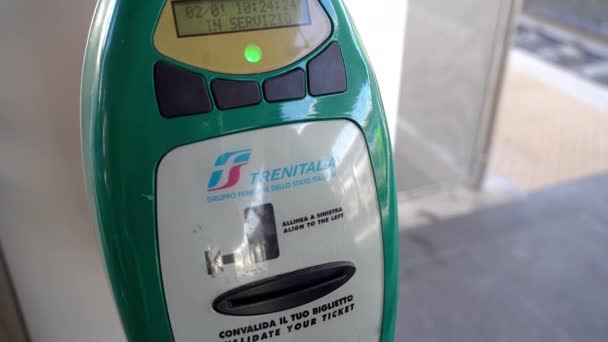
[244,44,263,64]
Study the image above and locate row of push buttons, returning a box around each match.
[155,42,347,118]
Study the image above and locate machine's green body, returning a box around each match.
[81,0,398,340]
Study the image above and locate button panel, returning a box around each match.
[307,42,347,96]
[263,69,306,103]
[211,79,262,110]
[154,61,212,118]
[155,42,349,117]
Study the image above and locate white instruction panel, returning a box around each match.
[157,120,384,341]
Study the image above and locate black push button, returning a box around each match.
[154,61,212,118]
[211,79,261,110]
[263,69,306,102]
[308,42,347,96]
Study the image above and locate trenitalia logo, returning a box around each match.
[207,149,252,192]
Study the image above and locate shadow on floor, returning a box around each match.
[396,173,608,341]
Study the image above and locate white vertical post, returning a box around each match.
[343,0,409,149]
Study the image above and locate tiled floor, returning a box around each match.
[488,15,608,192]
[397,174,608,342]
[490,65,608,191]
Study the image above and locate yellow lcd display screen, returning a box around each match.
[172,0,312,37]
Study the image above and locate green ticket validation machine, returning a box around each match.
[81,0,398,341]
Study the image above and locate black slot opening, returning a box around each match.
[228,267,350,308]
[213,262,356,316]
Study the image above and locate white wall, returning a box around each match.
[393,0,519,192]
[0,0,127,341]
[343,0,409,147]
